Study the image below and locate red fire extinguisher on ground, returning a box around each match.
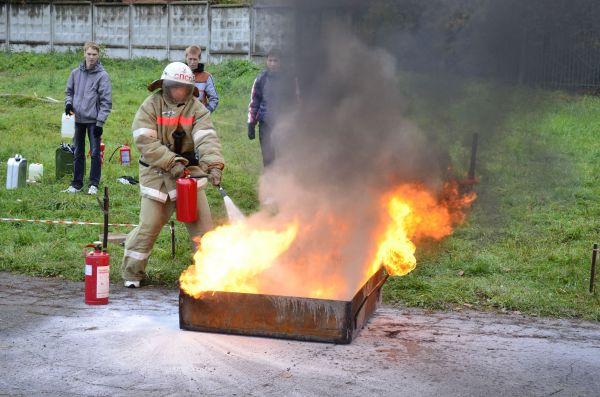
[108,143,131,165]
[176,170,197,222]
[83,241,110,305]
[120,143,131,165]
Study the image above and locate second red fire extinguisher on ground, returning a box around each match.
[87,141,105,164]
[108,144,132,165]
[176,171,197,223]
[120,144,131,165]
[83,241,110,305]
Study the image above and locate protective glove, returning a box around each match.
[169,162,186,179]
[65,103,73,115]
[207,167,222,186]
[94,126,103,138]
[247,123,256,140]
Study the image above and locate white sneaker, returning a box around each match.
[88,185,98,195]
[62,186,82,193]
[124,280,140,288]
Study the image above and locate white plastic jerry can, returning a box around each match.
[61,113,75,139]
[6,154,28,189]
[28,163,44,182]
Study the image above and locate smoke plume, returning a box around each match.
[250,15,448,297]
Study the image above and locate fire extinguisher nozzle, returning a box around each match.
[218,186,228,198]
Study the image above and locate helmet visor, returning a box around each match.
[163,80,194,104]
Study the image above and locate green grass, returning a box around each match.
[383,76,600,320]
[1,52,599,321]
[0,50,261,287]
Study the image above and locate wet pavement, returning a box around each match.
[1,271,599,396]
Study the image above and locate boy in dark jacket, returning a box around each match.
[63,41,112,195]
[247,50,298,168]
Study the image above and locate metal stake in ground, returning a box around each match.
[170,221,175,258]
[590,243,598,293]
[96,187,110,252]
[468,132,479,183]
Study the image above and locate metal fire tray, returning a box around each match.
[179,267,388,344]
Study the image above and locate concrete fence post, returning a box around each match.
[91,2,95,43]
[128,4,132,59]
[6,2,10,47]
[249,5,254,61]
[207,2,212,63]
[49,1,54,52]
[166,2,171,60]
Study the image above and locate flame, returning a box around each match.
[179,221,298,299]
[180,180,476,299]
[368,181,477,277]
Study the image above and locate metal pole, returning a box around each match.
[468,132,479,182]
[590,243,597,293]
[103,187,109,252]
[170,221,175,258]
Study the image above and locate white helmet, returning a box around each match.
[161,62,194,85]
[147,62,198,100]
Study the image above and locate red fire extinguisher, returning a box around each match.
[120,143,131,165]
[88,141,105,164]
[176,171,197,222]
[83,241,110,305]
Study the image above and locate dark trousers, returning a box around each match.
[259,122,275,168]
[72,123,101,189]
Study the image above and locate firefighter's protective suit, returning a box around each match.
[121,62,224,283]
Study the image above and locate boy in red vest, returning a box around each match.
[184,45,219,113]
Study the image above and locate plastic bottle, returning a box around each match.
[61,113,75,139]
[28,163,44,182]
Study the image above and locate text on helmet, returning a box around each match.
[174,73,193,82]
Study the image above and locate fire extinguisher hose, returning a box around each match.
[107,146,121,162]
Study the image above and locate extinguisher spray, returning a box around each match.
[176,170,198,223]
[83,187,111,305]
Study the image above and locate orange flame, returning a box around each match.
[180,181,476,299]
[368,181,476,278]
[179,221,298,299]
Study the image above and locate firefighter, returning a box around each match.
[121,62,224,288]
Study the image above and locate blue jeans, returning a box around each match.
[71,123,101,189]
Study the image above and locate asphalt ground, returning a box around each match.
[1,272,599,397]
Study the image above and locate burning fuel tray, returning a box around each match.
[179,267,388,344]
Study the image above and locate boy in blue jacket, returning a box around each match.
[247,50,298,168]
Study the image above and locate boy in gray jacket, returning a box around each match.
[63,41,112,195]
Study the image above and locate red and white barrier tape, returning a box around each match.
[0,217,138,227]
